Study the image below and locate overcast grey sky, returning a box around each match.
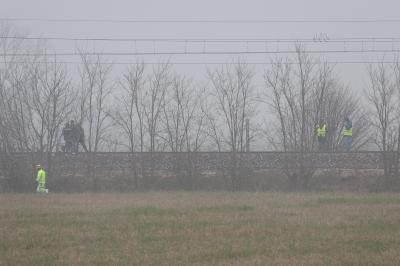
[2,0,400,91]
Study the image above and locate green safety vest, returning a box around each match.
[343,127,353,137]
[36,169,46,184]
[316,124,327,137]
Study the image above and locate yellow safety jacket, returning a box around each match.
[343,127,353,137]
[316,124,327,137]
[36,169,46,184]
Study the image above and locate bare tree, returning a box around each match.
[0,23,78,191]
[207,62,255,190]
[24,56,73,153]
[393,59,400,182]
[141,63,171,187]
[162,76,206,152]
[161,75,207,188]
[77,52,113,191]
[111,63,146,189]
[143,63,171,153]
[78,52,113,152]
[42,60,74,153]
[366,62,398,188]
[312,63,370,151]
[21,56,74,184]
[263,47,370,189]
[112,63,145,152]
[0,23,33,152]
[0,26,74,155]
[263,57,291,152]
[263,48,315,188]
[208,62,255,152]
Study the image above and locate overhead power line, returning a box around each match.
[1,60,399,65]
[2,49,400,57]
[2,36,400,43]
[2,18,400,24]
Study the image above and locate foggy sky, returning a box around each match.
[2,0,400,92]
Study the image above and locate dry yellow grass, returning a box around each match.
[1,192,400,265]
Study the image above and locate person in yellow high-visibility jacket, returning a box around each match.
[36,165,48,193]
[316,119,327,151]
[342,117,353,152]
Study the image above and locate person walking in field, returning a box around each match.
[342,116,353,152]
[316,119,327,151]
[36,165,48,193]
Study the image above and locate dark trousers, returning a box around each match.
[343,136,352,152]
[318,137,327,151]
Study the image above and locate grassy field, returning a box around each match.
[1,192,400,265]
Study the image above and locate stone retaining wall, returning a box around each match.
[0,151,397,192]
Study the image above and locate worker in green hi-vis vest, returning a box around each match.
[36,165,48,194]
[316,118,328,151]
[342,117,353,152]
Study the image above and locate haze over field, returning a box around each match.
[2,0,400,90]
[3,3,400,265]
[2,1,400,152]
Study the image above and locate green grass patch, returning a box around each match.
[109,205,183,216]
[190,246,259,264]
[197,204,254,212]
[318,197,400,205]
[2,193,400,265]
[344,239,387,253]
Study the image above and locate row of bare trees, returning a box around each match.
[263,46,371,188]
[2,23,400,190]
[365,61,400,189]
[0,25,370,156]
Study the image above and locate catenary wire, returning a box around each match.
[2,18,400,23]
[2,49,400,57]
[1,61,399,65]
[2,36,400,43]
